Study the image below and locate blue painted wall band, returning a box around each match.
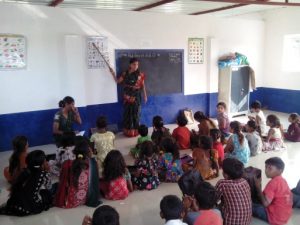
[1,93,209,151]
[1,87,299,151]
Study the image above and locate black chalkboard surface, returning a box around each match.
[115,49,184,96]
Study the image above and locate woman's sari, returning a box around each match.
[120,70,145,137]
[54,158,101,208]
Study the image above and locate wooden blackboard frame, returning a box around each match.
[115,49,184,97]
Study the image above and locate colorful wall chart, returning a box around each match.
[0,34,26,70]
[188,38,204,64]
[86,36,109,69]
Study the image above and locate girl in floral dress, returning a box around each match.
[132,141,160,190]
[158,137,183,182]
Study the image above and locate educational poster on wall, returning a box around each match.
[0,34,26,70]
[188,38,204,64]
[86,36,109,69]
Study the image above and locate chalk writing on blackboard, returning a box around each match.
[120,52,160,58]
[116,49,183,95]
[169,52,181,64]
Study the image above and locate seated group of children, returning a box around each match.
[81,157,295,225]
[214,101,299,165]
[247,101,300,151]
[1,102,299,225]
[159,157,294,225]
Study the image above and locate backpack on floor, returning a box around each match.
[243,166,262,204]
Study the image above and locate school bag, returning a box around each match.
[178,169,203,196]
[243,166,262,204]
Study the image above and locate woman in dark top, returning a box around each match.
[53,96,82,146]
[1,150,52,216]
[111,58,147,137]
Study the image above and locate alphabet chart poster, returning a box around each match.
[86,36,109,69]
[0,34,26,70]
[188,38,204,64]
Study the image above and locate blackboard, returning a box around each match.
[115,49,184,96]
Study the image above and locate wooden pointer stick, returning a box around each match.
[92,43,117,81]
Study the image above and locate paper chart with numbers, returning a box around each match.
[0,35,26,70]
[188,38,204,64]
[86,36,109,69]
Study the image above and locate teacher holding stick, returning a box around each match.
[93,44,147,137]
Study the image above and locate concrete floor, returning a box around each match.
[0,111,299,225]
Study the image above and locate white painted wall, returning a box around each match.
[263,8,300,90]
[0,3,264,114]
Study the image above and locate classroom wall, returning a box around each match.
[250,8,300,114]
[0,3,265,151]
[263,8,300,90]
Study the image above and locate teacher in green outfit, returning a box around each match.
[52,96,82,146]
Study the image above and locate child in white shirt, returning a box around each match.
[160,195,188,225]
[248,101,267,136]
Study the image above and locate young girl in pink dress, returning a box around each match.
[101,150,133,200]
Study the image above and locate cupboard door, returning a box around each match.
[230,67,249,113]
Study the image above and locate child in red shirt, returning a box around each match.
[100,150,133,200]
[210,129,224,167]
[183,181,223,225]
[253,157,293,225]
[172,114,191,149]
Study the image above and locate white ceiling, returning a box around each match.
[1,0,300,17]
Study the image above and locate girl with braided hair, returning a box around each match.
[224,121,250,165]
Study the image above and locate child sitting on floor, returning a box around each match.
[130,124,151,158]
[158,137,183,182]
[151,115,171,149]
[82,205,120,225]
[263,114,286,151]
[245,120,263,156]
[253,157,292,225]
[192,111,217,136]
[216,102,230,138]
[101,150,133,200]
[216,158,252,225]
[248,100,267,136]
[224,121,250,165]
[285,113,300,142]
[55,139,101,208]
[3,136,28,184]
[192,136,219,180]
[49,131,76,177]
[1,150,52,216]
[291,179,300,208]
[160,195,187,225]
[172,114,191,150]
[90,116,115,175]
[132,141,160,190]
[183,182,223,225]
[210,129,224,167]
